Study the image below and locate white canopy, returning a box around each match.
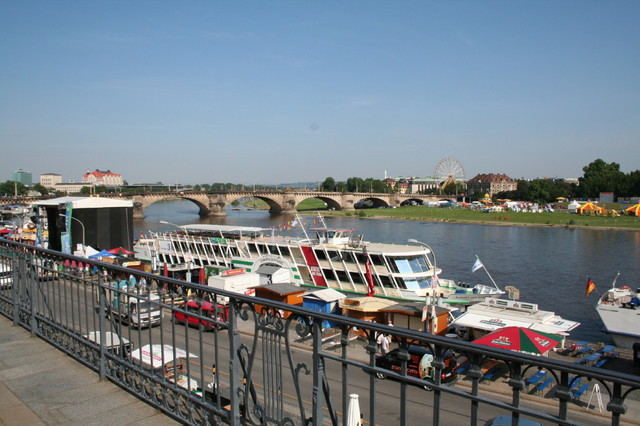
[130,344,198,369]
[33,196,132,209]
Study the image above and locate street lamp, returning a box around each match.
[408,238,438,334]
[60,214,86,255]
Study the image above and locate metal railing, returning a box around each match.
[1,238,639,425]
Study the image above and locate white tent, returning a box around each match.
[567,201,581,213]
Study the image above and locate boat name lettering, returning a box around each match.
[310,266,322,277]
[222,268,246,277]
[259,255,287,267]
[480,318,508,327]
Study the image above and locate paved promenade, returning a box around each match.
[2,310,640,425]
[0,315,178,426]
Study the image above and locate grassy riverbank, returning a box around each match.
[293,199,640,230]
[242,198,639,230]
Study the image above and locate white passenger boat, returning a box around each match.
[134,215,503,305]
[596,278,640,349]
[449,297,580,341]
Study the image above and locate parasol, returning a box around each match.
[472,326,563,355]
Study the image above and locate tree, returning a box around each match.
[579,159,626,198]
[32,184,49,196]
[0,181,27,196]
[320,177,336,191]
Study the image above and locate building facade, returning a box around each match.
[467,173,517,197]
[40,173,63,189]
[11,169,32,186]
[54,182,94,194]
[82,169,124,187]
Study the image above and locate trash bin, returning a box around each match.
[633,342,640,367]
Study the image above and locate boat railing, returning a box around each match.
[348,234,364,248]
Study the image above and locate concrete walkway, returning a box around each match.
[0,315,177,426]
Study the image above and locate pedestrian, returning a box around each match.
[377,333,390,355]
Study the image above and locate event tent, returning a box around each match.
[625,204,640,217]
[577,202,604,215]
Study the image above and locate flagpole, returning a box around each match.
[611,271,620,289]
[475,255,501,291]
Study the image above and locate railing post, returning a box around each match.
[312,321,325,425]
[26,256,37,336]
[228,299,241,424]
[98,273,107,381]
[11,251,19,324]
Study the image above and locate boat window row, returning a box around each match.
[313,249,386,266]
[321,268,396,289]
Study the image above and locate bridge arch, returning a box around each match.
[352,196,390,209]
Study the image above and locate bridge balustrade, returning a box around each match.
[0,238,638,425]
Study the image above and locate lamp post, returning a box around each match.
[408,238,438,334]
[60,214,86,255]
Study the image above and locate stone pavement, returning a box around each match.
[0,315,178,426]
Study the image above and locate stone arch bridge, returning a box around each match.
[1,191,450,219]
[116,190,449,219]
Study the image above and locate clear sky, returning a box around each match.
[1,1,638,186]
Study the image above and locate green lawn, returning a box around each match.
[301,202,640,230]
[247,198,640,230]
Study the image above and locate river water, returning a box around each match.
[134,200,640,344]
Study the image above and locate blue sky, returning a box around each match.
[1,1,638,185]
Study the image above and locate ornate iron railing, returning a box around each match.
[0,238,639,425]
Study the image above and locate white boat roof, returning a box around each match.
[451,300,580,334]
[131,344,198,369]
[182,224,266,233]
[33,196,133,209]
[84,331,130,348]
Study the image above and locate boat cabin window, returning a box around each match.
[391,256,431,275]
[326,250,341,261]
[314,250,328,261]
[401,277,432,290]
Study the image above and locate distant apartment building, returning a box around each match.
[40,173,63,189]
[82,169,124,187]
[409,177,440,194]
[54,182,94,194]
[11,169,32,186]
[467,173,517,197]
[384,176,445,194]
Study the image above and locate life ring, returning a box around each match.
[621,286,630,290]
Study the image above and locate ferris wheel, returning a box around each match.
[434,157,465,190]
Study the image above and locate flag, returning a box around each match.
[431,274,439,288]
[471,258,484,273]
[585,278,596,296]
[365,259,375,296]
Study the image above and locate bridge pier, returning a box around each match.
[208,203,227,217]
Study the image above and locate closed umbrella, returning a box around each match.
[346,393,361,426]
[163,263,169,277]
[199,268,206,285]
[472,326,563,355]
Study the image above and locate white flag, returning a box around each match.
[471,258,484,273]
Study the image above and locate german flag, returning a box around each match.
[585,278,596,296]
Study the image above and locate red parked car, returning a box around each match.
[172,300,228,331]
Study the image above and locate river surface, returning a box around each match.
[134,200,640,344]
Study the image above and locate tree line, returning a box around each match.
[496,159,640,204]
[2,159,638,204]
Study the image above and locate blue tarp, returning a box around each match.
[88,249,116,259]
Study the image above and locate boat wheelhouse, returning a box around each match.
[134,220,503,305]
[596,284,640,349]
